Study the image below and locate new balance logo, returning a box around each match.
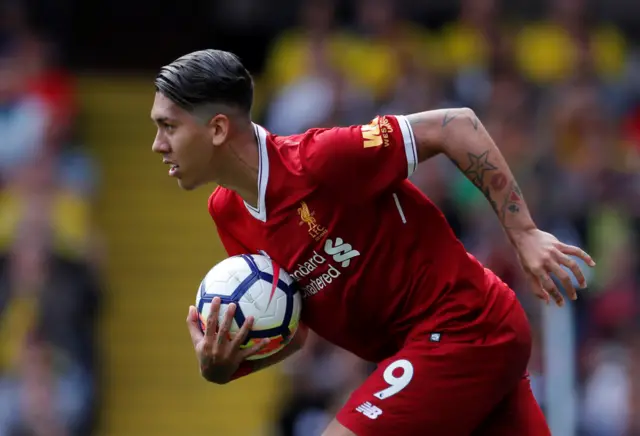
[324,238,360,267]
[356,402,383,420]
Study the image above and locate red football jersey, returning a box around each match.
[209,116,516,363]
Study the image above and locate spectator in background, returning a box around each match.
[0,150,103,436]
[0,11,102,435]
[621,104,640,172]
[580,329,633,436]
[514,0,627,85]
[439,0,517,109]
[439,0,508,75]
[23,36,76,151]
[344,0,435,102]
[0,31,59,435]
[264,0,374,134]
[0,53,50,187]
[262,0,340,93]
[629,334,640,435]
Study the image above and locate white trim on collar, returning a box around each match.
[243,124,269,222]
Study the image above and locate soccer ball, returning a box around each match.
[195,254,301,361]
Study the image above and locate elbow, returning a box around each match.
[457,107,476,119]
[410,107,480,163]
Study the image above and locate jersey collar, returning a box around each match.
[243,123,269,222]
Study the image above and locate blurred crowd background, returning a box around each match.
[0,0,639,435]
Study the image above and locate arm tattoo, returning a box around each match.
[490,173,507,191]
[442,111,458,127]
[469,116,479,131]
[426,108,533,234]
[455,150,523,225]
[441,110,479,130]
[462,151,497,188]
[499,181,524,228]
[451,150,499,213]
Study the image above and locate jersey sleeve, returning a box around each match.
[208,188,251,256]
[215,226,251,256]
[299,115,418,197]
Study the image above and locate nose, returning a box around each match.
[152,132,170,154]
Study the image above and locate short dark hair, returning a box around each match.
[155,49,254,115]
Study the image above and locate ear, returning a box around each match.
[207,114,231,147]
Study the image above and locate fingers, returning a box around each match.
[527,272,550,305]
[241,337,271,360]
[548,261,575,302]
[186,305,204,347]
[556,243,596,267]
[215,303,237,350]
[204,297,222,342]
[231,316,255,349]
[555,251,587,289]
[533,268,563,306]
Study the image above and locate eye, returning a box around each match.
[162,122,176,133]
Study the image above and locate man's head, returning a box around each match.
[151,49,254,190]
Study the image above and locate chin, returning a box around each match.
[177,176,207,191]
[177,179,198,191]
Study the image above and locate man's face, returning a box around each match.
[150,92,218,190]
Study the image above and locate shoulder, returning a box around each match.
[208,186,240,222]
[262,127,331,176]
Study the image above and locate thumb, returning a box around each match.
[186,305,204,347]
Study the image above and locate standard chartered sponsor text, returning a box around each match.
[291,251,342,298]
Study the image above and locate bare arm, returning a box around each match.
[406,108,535,243]
[406,108,596,305]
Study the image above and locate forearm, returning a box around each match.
[407,108,536,241]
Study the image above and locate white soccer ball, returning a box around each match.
[195,254,302,361]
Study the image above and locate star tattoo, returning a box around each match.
[463,151,497,188]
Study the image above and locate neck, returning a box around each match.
[217,123,261,207]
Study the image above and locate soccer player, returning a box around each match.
[151,50,594,436]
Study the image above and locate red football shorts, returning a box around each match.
[336,301,550,435]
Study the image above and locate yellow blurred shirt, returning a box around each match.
[340,24,438,98]
[262,24,436,100]
[438,22,492,73]
[262,29,355,93]
[0,189,91,259]
[0,189,92,369]
[515,22,626,84]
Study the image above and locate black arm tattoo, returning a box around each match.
[442,111,458,127]
[433,109,529,231]
[453,150,524,227]
[462,151,497,188]
[499,181,524,228]
[469,116,479,131]
[442,109,479,130]
[451,150,499,213]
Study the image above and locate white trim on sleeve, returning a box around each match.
[395,115,418,178]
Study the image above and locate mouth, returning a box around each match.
[164,160,180,177]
